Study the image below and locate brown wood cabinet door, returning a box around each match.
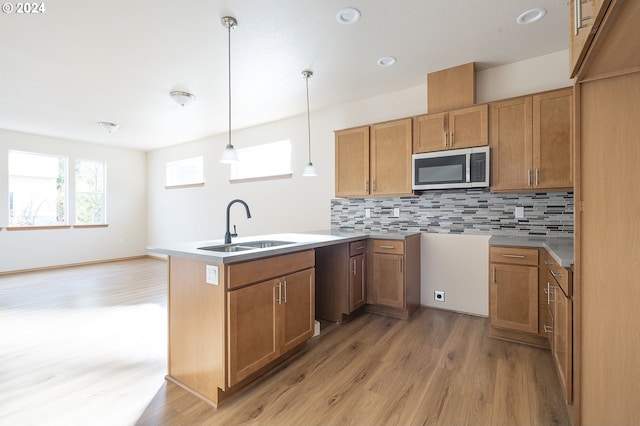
[335,126,370,197]
[372,253,405,309]
[349,253,366,312]
[449,104,488,149]
[490,97,533,191]
[570,0,595,77]
[370,118,412,196]
[227,279,278,387]
[279,268,315,355]
[553,286,573,404]
[533,89,573,190]
[489,263,538,334]
[412,112,448,153]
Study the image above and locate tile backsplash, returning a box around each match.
[331,189,573,237]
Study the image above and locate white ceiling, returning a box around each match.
[0,0,568,151]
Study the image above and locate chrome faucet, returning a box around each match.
[224,199,252,244]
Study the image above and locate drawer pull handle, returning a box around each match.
[283,280,287,304]
[544,260,553,265]
[355,246,365,250]
[352,259,357,275]
[379,245,395,249]
[550,270,564,278]
[544,325,553,334]
[502,254,525,259]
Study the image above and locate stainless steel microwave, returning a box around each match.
[412,146,490,190]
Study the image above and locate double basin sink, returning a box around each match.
[198,240,295,253]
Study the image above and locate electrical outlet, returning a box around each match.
[434,291,445,302]
[365,208,371,218]
[515,206,524,219]
[393,207,400,217]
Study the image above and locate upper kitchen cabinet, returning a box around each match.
[335,126,370,197]
[335,118,412,198]
[413,104,488,153]
[569,0,612,78]
[490,88,573,192]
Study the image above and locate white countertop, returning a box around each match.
[489,235,574,267]
[146,230,420,264]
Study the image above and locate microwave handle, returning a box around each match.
[465,153,471,183]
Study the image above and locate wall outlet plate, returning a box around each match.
[206,265,219,285]
[434,290,445,302]
[515,206,524,219]
[393,207,400,217]
[365,208,371,218]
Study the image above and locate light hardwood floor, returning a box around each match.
[0,258,570,425]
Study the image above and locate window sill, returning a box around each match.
[74,224,109,228]
[6,225,72,231]
[230,173,292,184]
[165,182,205,189]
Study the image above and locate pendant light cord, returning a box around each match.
[305,74,311,163]
[227,21,232,148]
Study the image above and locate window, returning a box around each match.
[166,156,204,187]
[75,159,106,225]
[230,140,291,181]
[8,150,67,226]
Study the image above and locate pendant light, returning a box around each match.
[302,70,317,177]
[220,16,239,163]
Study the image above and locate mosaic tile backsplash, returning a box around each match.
[331,189,573,237]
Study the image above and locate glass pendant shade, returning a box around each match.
[220,143,238,163]
[302,162,317,177]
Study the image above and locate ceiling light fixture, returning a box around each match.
[98,121,120,133]
[220,16,239,164]
[301,70,317,177]
[169,90,196,106]
[336,7,361,24]
[516,7,547,25]
[377,56,397,67]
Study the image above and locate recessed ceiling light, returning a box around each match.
[336,7,361,24]
[98,122,120,133]
[377,56,397,67]
[516,7,547,25]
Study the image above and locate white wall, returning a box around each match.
[0,129,147,272]
[420,233,491,315]
[147,50,571,316]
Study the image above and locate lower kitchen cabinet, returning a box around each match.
[488,246,549,347]
[315,240,367,323]
[228,268,314,386]
[366,235,421,319]
[542,250,573,405]
[166,250,315,408]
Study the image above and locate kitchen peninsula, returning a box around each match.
[147,231,421,407]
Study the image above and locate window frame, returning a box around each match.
[229,140,292,183]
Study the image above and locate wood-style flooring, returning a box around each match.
[0,258,570,425]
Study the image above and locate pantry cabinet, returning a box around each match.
[490,88,572,192]
[366,235,421,319]
[335,118,412,198]
[413,104,488,153]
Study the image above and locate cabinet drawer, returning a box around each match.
[371,239,404,255]
[227,250,315,290]
[490,246,538,266]
[349,240,367,256]
[544,254,572,297]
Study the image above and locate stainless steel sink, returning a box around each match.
[198,240,294,253]
[239,240,294,249]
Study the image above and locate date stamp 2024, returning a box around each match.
[2,2,46,13]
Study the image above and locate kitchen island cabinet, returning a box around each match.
[166,249,314,408]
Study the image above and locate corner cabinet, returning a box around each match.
[166,250,315,408]
[366,235,421,319]
[569,0,612,77]
[490,88,573,192]
[335,118,412,198]
[413,104,488,153]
